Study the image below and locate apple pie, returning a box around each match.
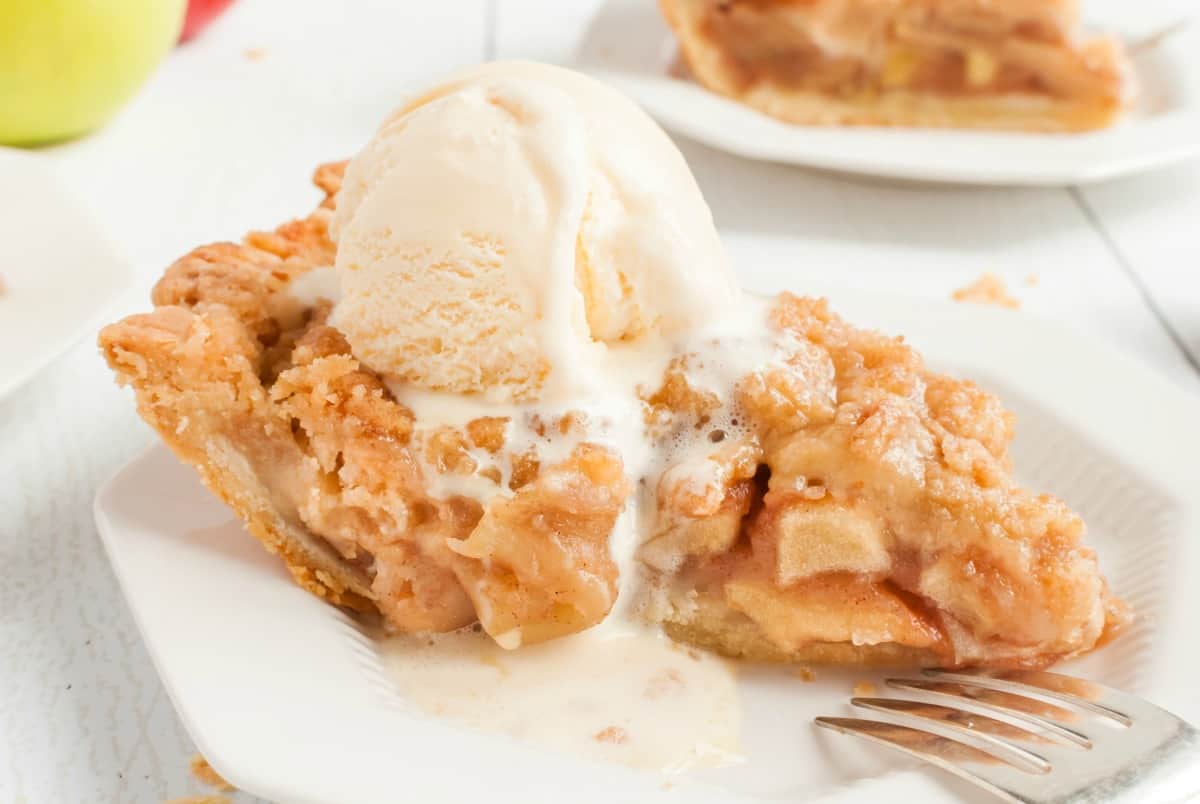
[100,158,1123,669]
[660,0,1134,131]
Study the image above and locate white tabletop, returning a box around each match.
[2,2,1198,802]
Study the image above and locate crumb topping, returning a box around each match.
[952,272,1020,309]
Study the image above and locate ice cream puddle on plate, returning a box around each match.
[274,61,797,773]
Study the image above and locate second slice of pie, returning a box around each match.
[660,0,1134,131]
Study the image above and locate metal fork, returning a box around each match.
[815,669,1200,803]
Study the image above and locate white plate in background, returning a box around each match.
[0,149,135,401]
[576,0,1200,186]
[94,278,1200,803]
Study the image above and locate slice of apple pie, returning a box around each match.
[100,63,1123,671]
[660,0,1133,131]
[100,161,1122,669]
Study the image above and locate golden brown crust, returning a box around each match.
[313,160,347,205]
[660,0,1131,132]
[100,296,378,614]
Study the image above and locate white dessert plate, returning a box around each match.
[0,148,135,401]
[575,0,1200,186]
[95,283,1200,803]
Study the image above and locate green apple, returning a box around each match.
[0,0,186,146]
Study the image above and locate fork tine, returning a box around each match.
[850,697,1053,773]
[886,678,1094,747]
[987,669,1165,723]
[923,669,1134,726]
[815,717,1044,804]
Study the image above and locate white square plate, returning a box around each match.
[95,283,1200,803]
[575,0,1200,186]
[0,149,134,401]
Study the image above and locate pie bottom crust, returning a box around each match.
[703,81,1122,133]
[662,594,939,665]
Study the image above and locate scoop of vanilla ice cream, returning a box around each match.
[331,61,738,402]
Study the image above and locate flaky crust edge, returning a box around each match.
[99,162,380,619]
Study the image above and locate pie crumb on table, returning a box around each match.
[163,796,232,804]
[594,726,630,744]
[952,273,1020,309]
[852,680,878,697]
[189,754,235,792]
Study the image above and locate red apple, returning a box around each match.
[179,0,234,42]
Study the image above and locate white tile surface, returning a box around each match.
[2,1,1198,802]
[1077,168,1200,372]
[0,152,136,402]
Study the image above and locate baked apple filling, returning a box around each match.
[641,294,1121,668]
